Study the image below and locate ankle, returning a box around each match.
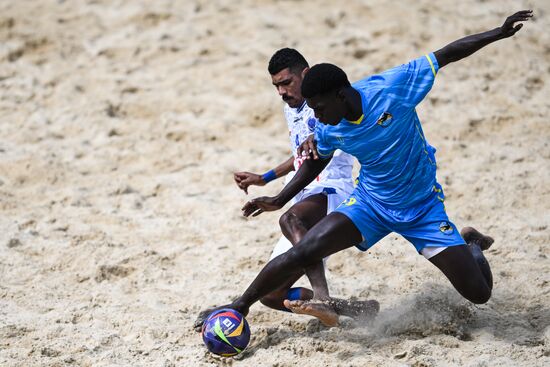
[230,299,250,316]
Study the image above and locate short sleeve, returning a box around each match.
[384,52,439,107]
[314,125,335,159]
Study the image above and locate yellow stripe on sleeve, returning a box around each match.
[349,114,364,125]
[425,54,436,77]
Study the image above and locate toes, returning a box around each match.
[192,306,219,332]
[460,226,477,241]
[479,236,494,251]
[288,299,305,307]
[284,299,304,311]
[193,316,206,332]
[460,227,494,250]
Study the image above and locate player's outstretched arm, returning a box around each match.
[234,156,295,194]
[242,156,330,217]
[434,10,533,69]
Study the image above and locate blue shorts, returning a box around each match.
[335,183,465,254]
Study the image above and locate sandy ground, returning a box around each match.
[1,0,549,366]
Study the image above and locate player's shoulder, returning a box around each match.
[352,71,390,96]
[383,54,437,78]
[352,58,419,93]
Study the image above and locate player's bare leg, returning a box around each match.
[194,213,371,330]
[280,195,379,325]
[279,194,331,300]
[461,226,494,288]
[429,227,495,304]
[240,213,364,321]
[193,271,312,331]
[200,195,328,321]
[258,272,312,311]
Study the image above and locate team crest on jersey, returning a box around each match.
[439,221,454,235]
[339,197,357,207]
[376,112,393,127]
[307,117,316,132]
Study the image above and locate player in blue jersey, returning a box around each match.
[196,10,532,326]
[231,49,377,325]
[194,49,377,330]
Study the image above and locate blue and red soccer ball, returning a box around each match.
[201,308,251,357]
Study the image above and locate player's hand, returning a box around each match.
[234,171,265,194]
[499,10,533,38]
[242,196,283,217]
[297,135,319,160]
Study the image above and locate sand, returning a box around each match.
[0,0,549,366]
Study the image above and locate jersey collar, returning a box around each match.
[291,100,307,113]
[343,88,369,125]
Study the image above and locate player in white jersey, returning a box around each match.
[231,48,377,326]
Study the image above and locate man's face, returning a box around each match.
[271,67,305,108]
[306,92,346,126]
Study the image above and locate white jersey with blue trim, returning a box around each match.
[283,101,355,187]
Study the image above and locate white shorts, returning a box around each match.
[269,235,295,261]
[290,178,354,212]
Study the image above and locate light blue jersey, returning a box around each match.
[315,53,465,253]
[315,53,440,209]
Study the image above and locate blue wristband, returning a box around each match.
[261,169,277,183]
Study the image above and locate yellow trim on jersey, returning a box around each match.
[425,54,436,77]
[413,121,436,165]
[414,123,425,142]
[349,114,364,125]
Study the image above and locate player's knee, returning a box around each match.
[279,210,303,234]
[278,211,291,233]
[464,284,491,304]
[471,288,491,304]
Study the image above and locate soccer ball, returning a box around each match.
[201,308,251,357]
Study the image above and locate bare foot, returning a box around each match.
[283,299,339,327]
[461,227,494,250]
[193,306,218,332]
[192,303,247,332]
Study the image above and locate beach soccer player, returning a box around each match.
[197,49,377,328]
[198,10,532,326]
